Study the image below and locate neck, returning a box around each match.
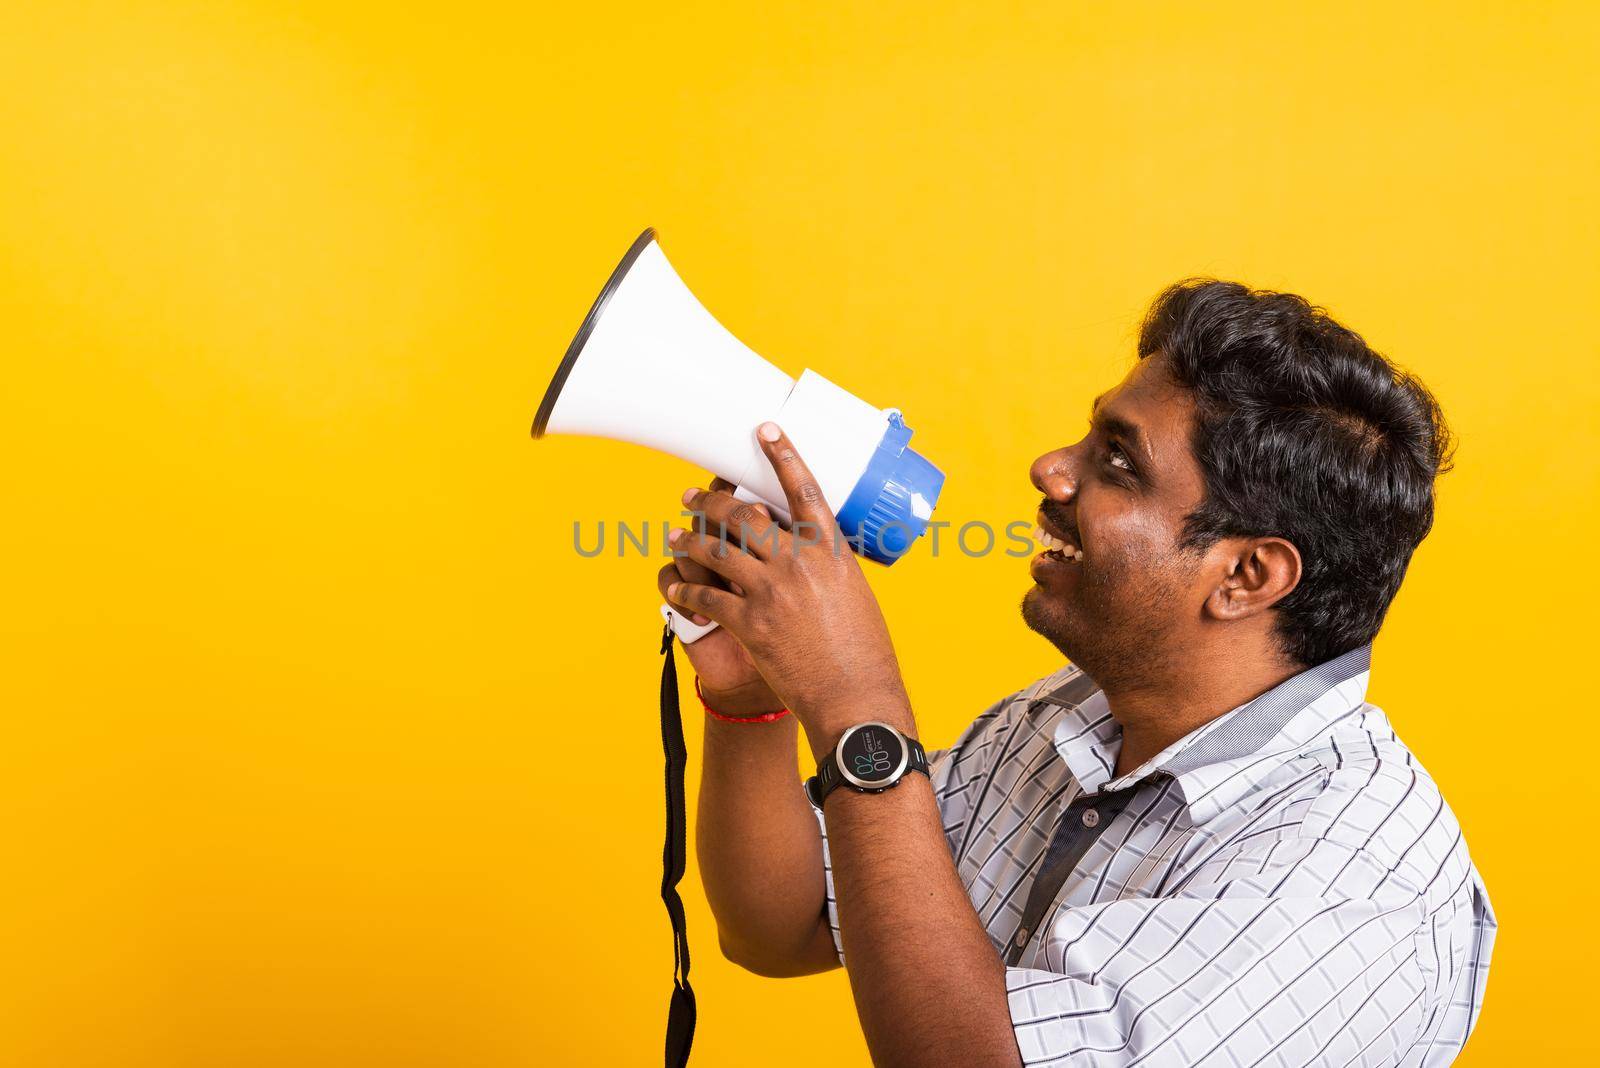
[1100,641,1300,778]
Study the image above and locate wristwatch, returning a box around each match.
[805,721,929,808]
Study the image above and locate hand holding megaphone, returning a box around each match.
[655,478,785,716]
[533,229,945,643]
[664,420,915,728]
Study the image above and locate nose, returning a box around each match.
[1030,446,1078,501]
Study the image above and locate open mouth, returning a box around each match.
[1034,504,1084,563]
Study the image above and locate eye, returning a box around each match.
[1107,442,1134,472]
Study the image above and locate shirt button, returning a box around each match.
[1014,927,1030,947]
[1081,809,1100,828]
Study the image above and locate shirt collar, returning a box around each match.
[1048,645,1373,824]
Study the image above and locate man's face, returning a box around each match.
[1021,355,1212,690]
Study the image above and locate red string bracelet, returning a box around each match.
[695,677,791,724]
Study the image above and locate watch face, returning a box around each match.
[836,723,907,789]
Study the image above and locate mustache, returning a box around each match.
[1039,497,1081,544]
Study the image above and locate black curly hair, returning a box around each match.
[1139,280,1454,666]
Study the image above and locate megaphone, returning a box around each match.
[533,228,944,643]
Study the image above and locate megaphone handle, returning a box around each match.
[661,604,720,644]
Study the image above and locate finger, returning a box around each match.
[708,477,773,520]
[657,561,714,626]
[755,422,836,533]
[664,577,745,629]
[684,479,761,621]
[668,527,762,589]
[682,487,782,559]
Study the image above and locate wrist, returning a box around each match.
[696,677,787,720]
[800,691,916,761]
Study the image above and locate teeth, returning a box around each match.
[1034,526,1081,559]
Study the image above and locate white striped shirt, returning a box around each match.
[816,647,1495,1066]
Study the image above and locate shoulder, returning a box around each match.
[931,663,1090,782]
[1288,704,1471,905]
[947,662,1089,748]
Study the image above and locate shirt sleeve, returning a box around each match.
[1005,836,1432,1067]
[814,695,1016,963]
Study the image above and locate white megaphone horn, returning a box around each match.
[533,228,945,643]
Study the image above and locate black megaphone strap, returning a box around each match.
[659,623,696,1066]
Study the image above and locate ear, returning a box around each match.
[1201,537,1301,623]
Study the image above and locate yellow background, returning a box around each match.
[1,2,1593,1064]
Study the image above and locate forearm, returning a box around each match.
[696,712,837,976]
[817,704,1021,1068]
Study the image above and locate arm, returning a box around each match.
[696,711,839,976]
[666,425,1024,1067]
[657,482,838,978]
[819,723,1023,1068]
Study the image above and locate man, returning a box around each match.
[658,280,1494,1067]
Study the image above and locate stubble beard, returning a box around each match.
[1021,554,1189,695]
